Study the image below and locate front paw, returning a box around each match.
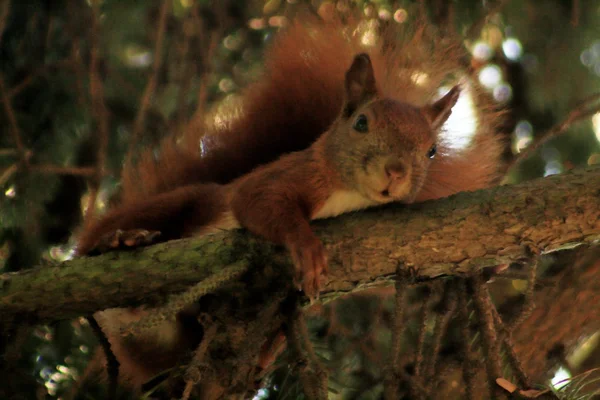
[288,237,328,299]
[90,229,162,254]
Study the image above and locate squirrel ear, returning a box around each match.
[343,53,377,117]
[422,85,461,130]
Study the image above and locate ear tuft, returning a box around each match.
[343,53,377,117]
[422,85,461,130]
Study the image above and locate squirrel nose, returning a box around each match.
[385,161,408,181]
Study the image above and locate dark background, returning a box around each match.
[0,0,599,398]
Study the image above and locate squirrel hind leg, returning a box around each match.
[76,183,229,256]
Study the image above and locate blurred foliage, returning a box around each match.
[0,0,599,399]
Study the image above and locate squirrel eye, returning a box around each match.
[427,144,437,159]
[353,114,368,133]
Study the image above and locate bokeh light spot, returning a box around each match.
[5,185,16,198]
[394,8,408,23]
[478,64,502,88]
[502,38,523,61]
[493,83,512,102]
[378,9,392,21]
[473,41,493,61]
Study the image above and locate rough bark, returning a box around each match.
[1,166,598,324]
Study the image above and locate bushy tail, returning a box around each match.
[120,12,505,205]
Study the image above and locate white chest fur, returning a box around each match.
[312,190,379,220]
[196,190,379,237]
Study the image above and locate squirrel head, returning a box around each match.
[324,53,460,204]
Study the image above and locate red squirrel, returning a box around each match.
[75,15,504,389]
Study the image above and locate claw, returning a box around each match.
[91,229,162,254]
[288,236,329,299]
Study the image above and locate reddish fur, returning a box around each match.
[113,15,502,204]
[80,17,503,254]
[76,14,506,391]
[230,144,339,293]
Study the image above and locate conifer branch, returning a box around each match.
[0,166,598,324]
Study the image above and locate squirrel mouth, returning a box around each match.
[367,180,409,202]
[380,179,411,200]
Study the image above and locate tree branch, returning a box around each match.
[0,166,598,324]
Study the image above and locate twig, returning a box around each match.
[491,307,531,389]
[29,165,96,177]
[182,324,218,400]
[0,148,19,157]
[287,300,328,400]
[191,34,219,125]
[85,0,110,224]
[69,39,87,108]
[417,0,427,22]
[187,4,222,140]
[86,316,119,400]
[2,161,94,187]
[465,0,511,41]
[44,15,54,52]
[414,283,435,378]
[65,0,88,108]
[384,264,409,400]
[426,281,458,380]
[506,93,600,174]
[89,0,109,167]
[173,10,195,135]
[0,150,31,186]
[0,163,18,187]
[457,282,476,400]
[571,0,580,27]
[507,259,538,332]
[0,0,10,47]
[128,0,171,156]
[467,274,503,399]
[1,60,74,100]
[0,73,28,166]
[297,306,328,400]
